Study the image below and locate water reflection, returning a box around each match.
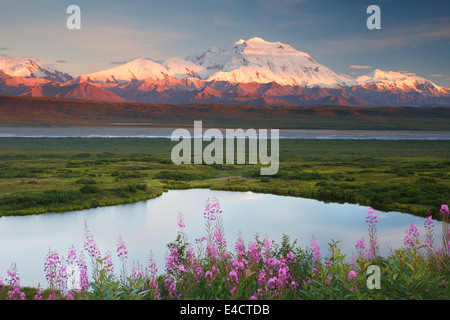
[0,189,443,287]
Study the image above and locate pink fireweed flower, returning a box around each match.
[44,249,64,293]
[350,257,357,269]
[196,236,206,243]
[212,229,227,252]
[349,270,357,280]
[6,264,25,300]
[363,250,373,260]
[326,274,333,286]
[178,264,188,273]
[356,238,365,250]
[366,208,378,224]
[235,236,246,257]
[204,198,222,221]
[104,251,114,274]
[440,204,449,215]
[424,215,435,249]
[424,215,434,232]
[65,291,74,300]
[147,252,158,276]
[34,285,43,300]
[310,237,321,264]
[248,241,263,264]
[285,250,296,263]
[365,208,379,261]
[165,276,180,299]
[231,257,248,270]
[117,237,128,259]
[77,255,89,292]
[83,225,102,269]
[262,237,273,258]
[165,247,182,281]
[404,224,419,250]
[206,242,220,260]
[355,238,366,257]
[177,215,186,229]
[257,269,266,286]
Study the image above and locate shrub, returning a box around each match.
[154,171,210,181]
[79,185,101,194]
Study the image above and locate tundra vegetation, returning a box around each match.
[0,137,449,300]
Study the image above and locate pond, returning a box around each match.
[0,189,443,288]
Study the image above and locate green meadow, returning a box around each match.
[0,137,449,218]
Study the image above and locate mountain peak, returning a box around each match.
[245,37,269,43]
[0,53,72,82]
[185,37,354,87]
[357,69,440,87]
[79,58,172,83]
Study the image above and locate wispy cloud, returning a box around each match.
[110,60,131,65]
[311,17,450,54]
[350,65,372,69]
[16,23,190,58]
[429,74,445,77]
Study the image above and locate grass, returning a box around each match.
[0,137,449,218]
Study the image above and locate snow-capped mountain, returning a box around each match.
[0,54,73,83]
[1,38,449,106]
[162,57,203,79]
[74,37,357,88]
[355,69,449,95]
[185,37,357,87]
[77,58,172,83]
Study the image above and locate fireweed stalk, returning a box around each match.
[44,248,65,298]
[5,264,25,300]
[440,205,450,256]
[366,208,379,262]
[117,235,128,283]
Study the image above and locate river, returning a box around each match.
[0,126,449,140]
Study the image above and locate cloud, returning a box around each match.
[110,60,132,65]
[429,74,445,77]
[350,65,372,69]
[311,17,450,54]
[55,60,68,64]
[0,47,8,50]
[15,23,190,58]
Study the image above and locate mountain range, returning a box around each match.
[1,37,449,107]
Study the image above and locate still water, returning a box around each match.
[0,189,443,287]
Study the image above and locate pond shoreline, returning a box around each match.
[0,188,444,289]
[0,184,433,221]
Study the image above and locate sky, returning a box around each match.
[0,0,449,87]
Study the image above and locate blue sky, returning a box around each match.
[1,0,449,87]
